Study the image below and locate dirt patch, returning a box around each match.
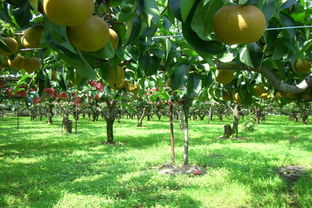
[277,165,306,183]
[157,163,206,176]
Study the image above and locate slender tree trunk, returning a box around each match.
[232,104,239,137]
[255,107,260,124]
[73,109,79,134]
[183,106,189,166]
[16,110,19,130]
[301,107,309,124]
[169,103,175,164]
[137,107,146,127]
[48,105,53,124]
[218,114,223,122]
[178,110,184,130]
[208,107,212,124]
[75,119,78,133]
[106,119,114,143]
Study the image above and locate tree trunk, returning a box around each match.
[218,114,223,122]
[47,105,53,124]
[106,119,114,143]
[183,106,189,166]
[223,124,233,138]
[178,110,184,130]
[73,109,79,134]
[169,103,175,164]
[232,104,239,137]
[208,107,212,124]
[62,116,72,134]
[16,110,19,130]
[301,109,309,124]
[75,119,78,133]
[255,107,261,124]
[137,107,146,127]
[156,112,161,120]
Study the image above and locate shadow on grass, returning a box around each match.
[66,170,202,208]
[1,116,311,207]
[188,145,309,207]
[0,141,201,207]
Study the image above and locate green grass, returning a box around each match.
[0,115,312,208]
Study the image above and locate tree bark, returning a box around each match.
[301,105,309,124]
[169,103,175,164]
[48,104,53,124]
[232,104,239,137]
[72,108,79,134]
[208,107,212,124]
[106,119,114,143]
[137,107,146,127]
[147,112,151,121]
[183,106,189,166]
[255,107,261,124]
[103,98,119,144]
[223,124,232,138]
[62,116,72,134]
[16,110,19,130]
[217,62,312,94]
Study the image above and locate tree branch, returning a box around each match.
[216,62,312,94]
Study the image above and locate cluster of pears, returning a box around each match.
[43,0,119,52]
[107,65,139,93]
[0,29,41,73]
[5,55,40,73]
[220,90,244,104]
[252,85,271,100]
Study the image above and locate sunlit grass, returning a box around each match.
[0,115,311,207]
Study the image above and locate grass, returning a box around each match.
[0,115,312,208]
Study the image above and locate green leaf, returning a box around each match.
[246,43,263,66]
[279,13,296,39]
[272,40,288,60]
[280,0,296,10]
[126,17,142,45]
[170,64,190,90]
[45,32,96,80]
[240,47,254,67]
[201,71,213,87]
[187,72,201,97]
[182,0,226,56]
[138,54,161,77]
[58,68,67,91]
[28,0,38,10]
[168,0,182,21]
[75,50,97,79]
[263,0,277,21]
[181,0,195,22]
[302,40,312,53]
[182,23,226,56]
[163,39,172,61]
[86,42,115,59]
[0,3,12,23]
[0,38,11,53]
[144,0,160,27]
[12,1,32,28]
[191,0,225,41]
[42,19,76,54]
